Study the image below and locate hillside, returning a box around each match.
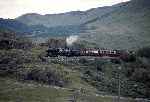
[0,18,32,35]
[0,0,150,49]
[0,18,85,37]
[80,0,150,50]
[1,27,150,101]
[14,0,150,50]
[1,0,150,101]
[16,7,115,28]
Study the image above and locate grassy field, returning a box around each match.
[0,76,137,102]
[0,46,148,102]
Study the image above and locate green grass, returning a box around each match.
[0,77,71,102]
[0,47,141,102]
[0,76,136,102]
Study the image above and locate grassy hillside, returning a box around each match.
[80,0,150,50]
[1,0,150,49]
[1,0,150,101]
[1,77,138,102]
[1,30,150,101]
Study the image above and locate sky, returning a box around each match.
[0,0,130,19]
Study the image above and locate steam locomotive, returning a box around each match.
[46,47,131,60]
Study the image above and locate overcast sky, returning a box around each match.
[0,0,130,19]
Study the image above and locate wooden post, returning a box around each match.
[118,66,121,102]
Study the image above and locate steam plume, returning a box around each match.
[66,35,78,46]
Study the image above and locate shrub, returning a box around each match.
[137,47,150,58]
[23,67,69,87]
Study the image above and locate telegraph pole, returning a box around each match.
[117,66,121,102]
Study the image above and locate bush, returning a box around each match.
[15,37,34,50]
[46,38,66,48]
[0,49,38,77]
[0,30,34,50]
[19,67,69,87]
[137,47,150,58]
[121,52,136,62]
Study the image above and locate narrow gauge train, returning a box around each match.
[46,48,125,58]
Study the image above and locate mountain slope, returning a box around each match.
[1,0,150,50]
[15,7,116,28]
[3,6,118,37]
[79,0,150,50]
[0,18,86,37]
[0,18,32,35]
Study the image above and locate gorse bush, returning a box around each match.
[0,30,69,87]
[24,67,69,87]
[0,29,34,50]
[137,47,150,58]
[0,49,69,87]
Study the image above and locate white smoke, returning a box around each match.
[66,35,78,46]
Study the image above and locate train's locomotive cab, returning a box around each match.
[59,48,70,56]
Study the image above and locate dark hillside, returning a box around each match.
[0,18,86,37]
[0,18,32,34]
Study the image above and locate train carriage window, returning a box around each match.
[93,50,98,54]
[113,51,116,54]
[107,50,111,54]
[86,51,89,54]
[99,50,102,54]
[110,51,113,54]
[100,50,103,54]
[104,50,107,54]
